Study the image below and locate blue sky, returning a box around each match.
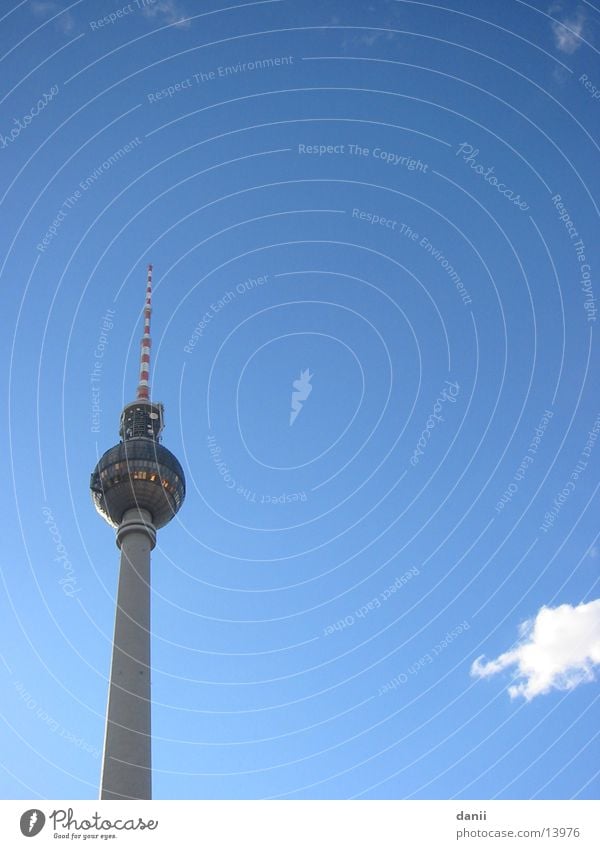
[0,0,599,800]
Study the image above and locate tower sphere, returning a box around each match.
[91,437,185,530]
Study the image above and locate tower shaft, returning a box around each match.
[100,508,156,800]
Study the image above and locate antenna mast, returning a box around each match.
[137,263,153,401]
[117,264,164,441]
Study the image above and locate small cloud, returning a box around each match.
[549,4,587,54]
[30,1,76,34]
[361,32,380,47]
[552,65,571,86]
[338,0,403,50]
[141,0,190,29]
[471,599,600,700]
[341,27,399,50]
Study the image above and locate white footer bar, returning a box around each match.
[1,800,598,848]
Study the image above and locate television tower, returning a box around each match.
[90,264,185,800]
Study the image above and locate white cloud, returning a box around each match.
[471,599,600,700]
[550,5,587,54]
[142,0,190,29]
[339,0,402,50]
[30,1,76,34]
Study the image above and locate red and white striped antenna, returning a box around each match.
[136,264,153,401]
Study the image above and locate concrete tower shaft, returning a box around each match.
[100,508,154,800]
